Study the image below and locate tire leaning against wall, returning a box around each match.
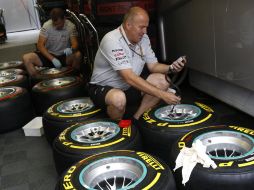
[170,125,254,190]
[56,150,177,190]
[138,101,217,163]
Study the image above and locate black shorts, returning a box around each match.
[35,51,67,67]
[88,84,142,111]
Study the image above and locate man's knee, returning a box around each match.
[106,89,126,111]
[147,73,169,90]
[23,53,40,66]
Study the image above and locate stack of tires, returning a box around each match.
[0,61,35,133]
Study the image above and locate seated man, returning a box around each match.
[23,7,81,77]
[88,6,186,121]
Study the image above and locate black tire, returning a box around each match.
[0,61,24,70]
[170,125,254,190]
[0,68,26,76]
[55,150,176,190]
[0,86,36,133]
[31,76,87,116]
[53,118,143,175]
[139,101,216,163]
[30,67,79,87]
[0,75,29,89]
[43,97,105,145]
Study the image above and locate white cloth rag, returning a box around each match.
[173,139,217,185]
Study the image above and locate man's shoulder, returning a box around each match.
[103,28,121,42]
[65,19,75,27]
[42,20,53,29]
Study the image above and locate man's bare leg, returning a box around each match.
[133,73,169,119]
[105,89,126,120]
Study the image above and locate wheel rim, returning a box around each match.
[155,104,201,122]
[41,77,75,87]
[0,69,18,76]
[194,130,254,160]
[0,61,22,69]
[0,76,17,84]
[79,156,147,189]
[39,67,68,75]
[57,98,94,114]
[71,121,120,143]
[0,87,16,97]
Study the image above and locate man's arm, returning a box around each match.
[70,36,79,51]
[119,69,181,105]
[37,35,55,61]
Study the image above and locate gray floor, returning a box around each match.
[0,130,58,190]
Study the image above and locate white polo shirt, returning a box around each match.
[90,25,158,90]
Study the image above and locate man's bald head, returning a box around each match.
[123,6,149,24]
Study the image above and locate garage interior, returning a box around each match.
[0,0,254,190]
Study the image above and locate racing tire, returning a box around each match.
[55,150,177,190]
[0,86,36,133]
[139,101,216,163]
[31,76,87,116]
[170,125,254,190]
[30,66,79,87]
[0,68,26,76]
[53,118,142,175]
[0,75,29,89]
[43,97,105,145]
[0,61,24,70]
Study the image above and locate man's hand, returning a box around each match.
[169,56,187,73]
[64,48,73,56]
[52,58,62,68]
[161,90,181,105]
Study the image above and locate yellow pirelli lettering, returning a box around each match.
[137,152,165,170]
[229,126,254,136]
[219,161,234,167]
[157,122,168,127]
[70,137,125,149]
[238,160,254,167]
[178,142,186,149]
[122,127,131,137]
[142,172,161,190]
[195,102,214,112]
[63,166,76,190]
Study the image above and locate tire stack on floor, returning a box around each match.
[0,61,29,89]
[0,61,35,133]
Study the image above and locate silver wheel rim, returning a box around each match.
[57,98,94,114]
[0,61,22,69]
[0,76,17,84]
[39,67,68,75]
[155,104,201,122]
[79,156,147,189]
[0,69,18,76]
[194,130,254,160]
[42,77,75,87]
[0,87,16,97]
[71,122,120,143]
